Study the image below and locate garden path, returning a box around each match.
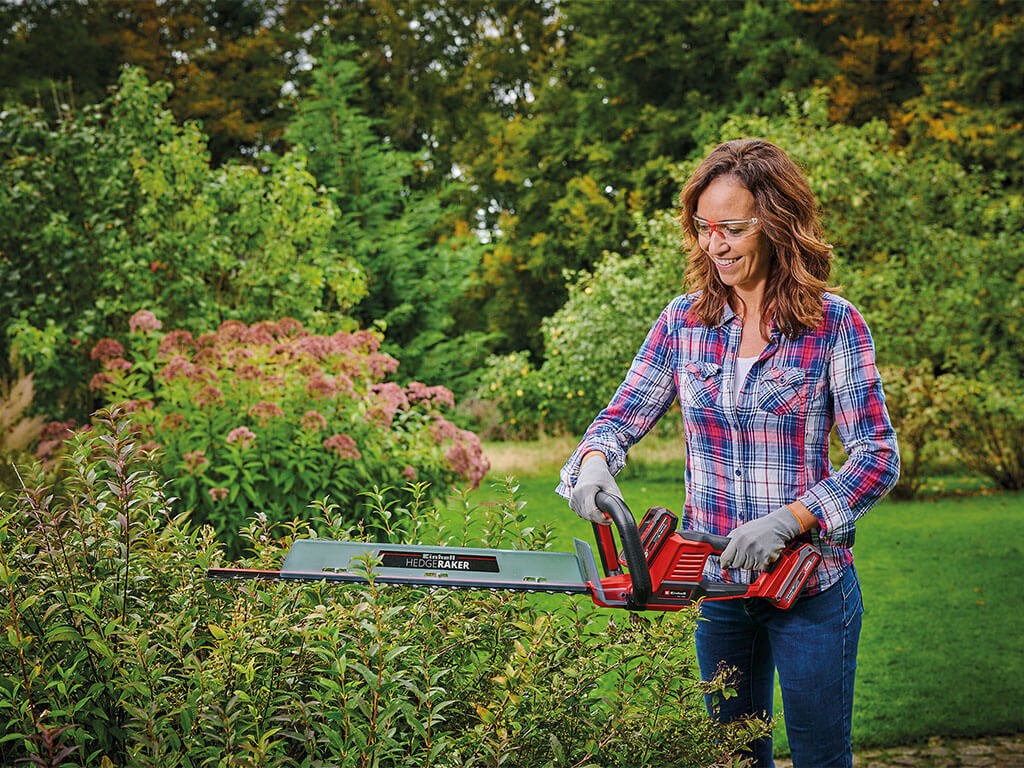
[774,734,1024,767]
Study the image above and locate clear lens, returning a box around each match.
[693,216,758,241]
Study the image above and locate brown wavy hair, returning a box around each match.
[677,138,836,339]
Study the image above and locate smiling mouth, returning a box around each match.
[714,255,742,267]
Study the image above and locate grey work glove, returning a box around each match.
[720,506,804,571]
[568,454,622,525]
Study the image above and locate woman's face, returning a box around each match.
[695,174,771,299]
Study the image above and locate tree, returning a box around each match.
[287,0,559,187]
[0,0,301,165]
[96,0,299,163]
[791,0,946,126]
[900,0,1024,185]
[0,0,121,112]
[286,45,492,394]
[459,0,828,355]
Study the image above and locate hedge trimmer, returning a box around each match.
[207,492,821,611]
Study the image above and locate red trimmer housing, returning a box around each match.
[590,493,821,611]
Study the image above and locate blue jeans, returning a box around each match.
[694,566,863,768]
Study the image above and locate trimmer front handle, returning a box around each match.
[592,491,652,610]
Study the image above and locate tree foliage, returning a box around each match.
[0,0,298,164]
[285,44,493,394]
[795,0,1024,184]
[900,0,1024,184]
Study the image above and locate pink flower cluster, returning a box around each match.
[161,413,186,430]
[137,440,163,456]
[114,399,153,417]
[158,330,197,357]
[430,417,490,488]
[248,400,284,426]
[407,381,456,409]
[305,373,340,399]
[129,309,163,334]
[193,386,225,407]
[89,372,113,391]
[36,419,77,461]
[159,355,218,383]
[184,449,209,473]
[226,426,257,450]
[301,410,327,433]
[366,382,410,426]
[323,433,360,460]
[445,430,490,489]
[430,417,460,441]
[235,362,262,381]
[90,338,125,363]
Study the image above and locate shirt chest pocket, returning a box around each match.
[757,366,807,416]
[681,361,722,409]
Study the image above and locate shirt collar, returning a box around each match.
[715,303,738,328]
[715,302,781,340]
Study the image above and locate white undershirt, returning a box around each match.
[734,356,758,402]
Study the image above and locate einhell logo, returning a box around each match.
[380,551,500,573]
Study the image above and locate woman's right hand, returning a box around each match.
[568,453,622,525]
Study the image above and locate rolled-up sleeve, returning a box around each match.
[556,302,680,499]
[798,303,900,546]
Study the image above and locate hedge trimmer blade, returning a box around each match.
[207,538,604,597]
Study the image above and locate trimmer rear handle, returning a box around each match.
[589,493,820,611]
[677,529,732,550]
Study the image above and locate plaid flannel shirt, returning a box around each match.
[557,292,900,595]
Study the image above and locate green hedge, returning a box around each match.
[0,411,766,767]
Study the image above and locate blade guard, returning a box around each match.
[590,492,821,611]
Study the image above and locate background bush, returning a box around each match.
[84,313,489,555]
[933,373,1024,491]
[0,411,767,767]
[480,212,686,436]
[0,68,365,420]
[877,364,946,500]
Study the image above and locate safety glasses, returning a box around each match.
[693,216,759,241]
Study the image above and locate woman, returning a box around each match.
[556,139,899,768]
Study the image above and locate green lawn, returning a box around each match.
[446,465,1024,754]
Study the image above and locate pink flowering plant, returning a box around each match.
[90,310,489,553]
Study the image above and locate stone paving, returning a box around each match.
[773,734,1024,768]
